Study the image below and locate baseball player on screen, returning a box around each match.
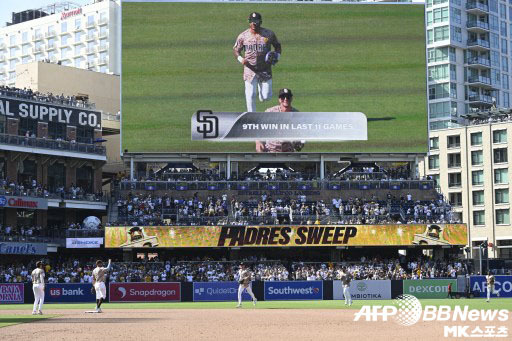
[256,88,305,152]
[236,263,257,308]
[486,271,500,302]
[341,269,353,306]
[31,261,45,315]
[233,12,281,113]
[92,259,111,313]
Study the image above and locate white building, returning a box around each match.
[426,0,512,131]
[0,0,120,86]
[420,112,511,258]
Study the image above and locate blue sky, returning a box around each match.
[1,0,94,28]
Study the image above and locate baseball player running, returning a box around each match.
[237,263,257,308]
[341,269,352,306]
[31,261,45,315]
[92,259,111,313]
[486,271,500,302]
[233,12,281,113]
[256,88,304,152]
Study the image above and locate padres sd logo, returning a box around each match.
[357,282,367,292]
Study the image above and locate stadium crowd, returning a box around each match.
[0,85,93,109]
[0,178,104,201]
[0,256,480,284]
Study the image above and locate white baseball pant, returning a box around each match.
[32,283,45,312]
[238,283,256,305]
[343,285,352,305]
[95,282,107,300]
[245,78,272,112]
[487,284,499,300]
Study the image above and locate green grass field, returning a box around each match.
[122,2,427,153]
[1,299,510,328]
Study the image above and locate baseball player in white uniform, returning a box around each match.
[92,259,111,313]
[233,12,281,113]
[237,263,257,308]
[31,261,45,315]
[486,271,500,302]
[341,269,352,306]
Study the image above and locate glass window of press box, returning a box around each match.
[17,159,36,185]
[48,162,66,192]
[76,166,93,192]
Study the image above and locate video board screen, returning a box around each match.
[122,2,426,153]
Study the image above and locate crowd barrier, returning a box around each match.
[2,277,511,304]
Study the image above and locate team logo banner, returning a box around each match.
[66,238,103,248]
[403,279,457,299]
[46,284,96,302]
[470,276,512,298]
[193,282,253,302]
[333,280,391,300]
[0,283,24,303]
[0,96,101,129]
[109,282,181,302]
[264,281,323,300]
[105,224,468,248]
[191,110,367,141]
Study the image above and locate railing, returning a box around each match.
[466,2,489,11]
[0,188,108,203]
[466,21,489,30]
[66,229,104,238]
[118,180,436,192]
[467,75,491,85]
[0,89,95,109]
[0,231,65,242]
[467,39,490,48]
[102,112,120,122]
[467,57,491,67]
[0,133,106,156]
[468,94,493,103]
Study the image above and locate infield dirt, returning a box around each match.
[2,308,511,340]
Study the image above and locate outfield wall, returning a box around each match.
[5,277,512,304]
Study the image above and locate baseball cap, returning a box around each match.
[248,12,262,22]
[279,88,293,98]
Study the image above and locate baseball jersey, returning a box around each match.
[341,274,352,287]
[262,105,302,152]
[92,262,111,283]
[233,28,279,82]
[238,269,252,285]
[487,275,495,286]
[31,268,45,284]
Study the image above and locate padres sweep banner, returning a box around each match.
[105,224,467,248]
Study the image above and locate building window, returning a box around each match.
[496,209,510,224]
[429,155,440,170]
[427,26,449,44]
[495,189,509,204]
[431,174,440,188]
[447,135,460,148]
[448,172,461,187]
[429,102,457,119]
[503,57,509,73]
[494,168,508,184]
[473,190,485,205]
[75,18,81,30]
[471,150,483,166]
[473,211,485,226]
[48,122,66,140]
[427,47,455,63]
[87,15,95,26]
[493,129,507,143]
[493,148,508,163]
[429,83,450,100]
[450,7,461,25]
[62,35,68,45]
[429,137,439,150]
[18,117,37,137]
[497,240,512,258]
[472,170,484,185]
[76,166,93,193]
[448,153,461,168]
[48,162,66,191]
[449,192,462,207]
[471,132,482,146]
[450,26,462,43]
[61,21,67,33]
[428,64,450,82]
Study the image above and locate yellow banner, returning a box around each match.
[105,224,467,248]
